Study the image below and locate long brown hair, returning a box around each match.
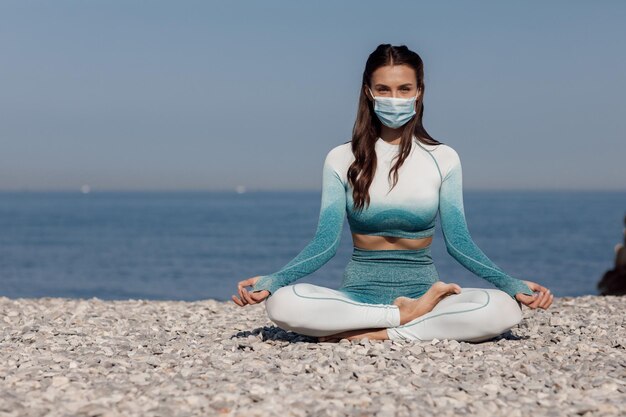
[349,44,443,212]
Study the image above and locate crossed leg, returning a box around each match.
[386,288,523,342]
[264,283,523,343]
[264,283,401,338]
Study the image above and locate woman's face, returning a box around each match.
[367,64,421,100]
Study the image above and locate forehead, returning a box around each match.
[371,65,416,86]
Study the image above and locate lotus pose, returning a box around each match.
[233,44,553,343]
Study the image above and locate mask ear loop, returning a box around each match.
[412,89,421,113]
[368,87,376,100]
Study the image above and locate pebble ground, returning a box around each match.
[0,295,624,417]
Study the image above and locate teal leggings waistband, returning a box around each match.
[340,246,439,304]
[350,246,433,265]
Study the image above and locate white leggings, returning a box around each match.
[264,283,524,342]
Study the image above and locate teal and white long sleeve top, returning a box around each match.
[251,135,534,300]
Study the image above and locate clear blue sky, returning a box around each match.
[1,0,624,191]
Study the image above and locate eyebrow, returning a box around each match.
[374,83,414,88]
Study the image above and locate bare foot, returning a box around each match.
[393,281,462,325]
[317,282,461,343]
[318,328,388,343]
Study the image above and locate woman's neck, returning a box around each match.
[379,126,404,144]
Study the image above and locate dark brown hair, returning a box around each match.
[349,44,443,212]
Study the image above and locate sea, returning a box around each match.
[0,190,624,302]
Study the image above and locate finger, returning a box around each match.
[241,288,256,305]
[527,292,544,309]
[239,277,256,288]
[237,278,254,288]
[518,293,538,308]
[517,294,535,306]
[237,285,249,305]
[538,290,551,309]
[530,292,545,309]
[240,288,252,304]
[250,291,266,303]
[231,294,244,307]
[532,292,549,309]
[540,291,553,309]
[246,289,260,304]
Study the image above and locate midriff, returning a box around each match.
[351,232,433,250]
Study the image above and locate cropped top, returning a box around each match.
[251,135,534,300]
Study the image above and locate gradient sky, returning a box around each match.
[1,0,624,191]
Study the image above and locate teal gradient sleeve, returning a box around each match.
[438,149,534,300]
[251,151,347,296]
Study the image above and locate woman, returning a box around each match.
[232,44,553,343]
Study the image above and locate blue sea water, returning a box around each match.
[0,190,624,302]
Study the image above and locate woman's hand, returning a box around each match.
[515,280,553,310]
[232,276,270,307]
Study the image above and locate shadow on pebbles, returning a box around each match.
[0,294,624,417]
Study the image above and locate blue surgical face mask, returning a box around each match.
[368,87,419,128]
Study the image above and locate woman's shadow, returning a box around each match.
[230,325,528,344]
[230,326,318,344]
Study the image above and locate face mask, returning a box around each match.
[369,87,419,128]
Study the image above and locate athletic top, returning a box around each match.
[251,135,534,300]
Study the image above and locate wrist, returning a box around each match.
[501,279,534,300]
[251,275,276,295]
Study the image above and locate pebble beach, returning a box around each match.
[0,294,624,417]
